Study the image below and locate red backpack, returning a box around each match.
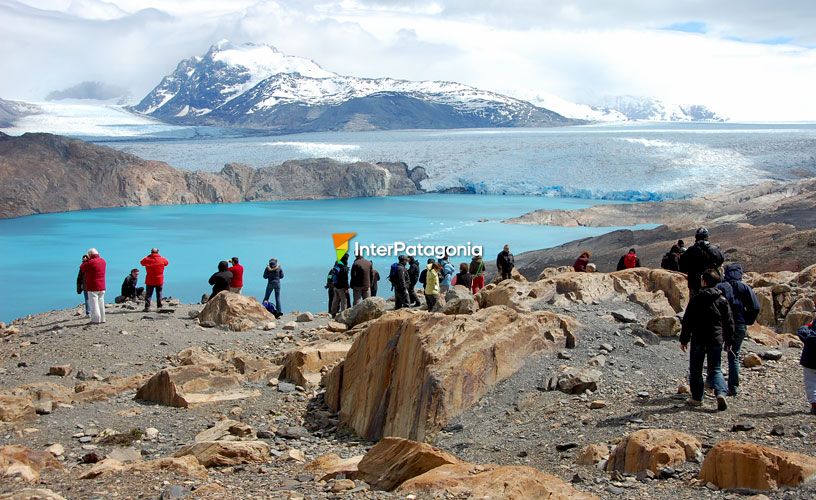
[623,253,638,269]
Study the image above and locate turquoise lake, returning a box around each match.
[0,194,646,322]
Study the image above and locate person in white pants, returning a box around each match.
[80,248,107,324]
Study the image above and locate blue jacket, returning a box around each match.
[797,321,816,370]
[715,263,760,326]
[439,259,455,286]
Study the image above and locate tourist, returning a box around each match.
[469,255,485,294]
[424,261,441,311]
[796,307,816,415]
[263,258,284,314]
[350,252,373,305]
[680,227,725,297]
[371,268,381,297]
[452,262,473,290]
[616,248,641,271]
[228,257,244,294]
[419,258,435,288]
[80,248,107,324]
[407,256,421,307]
[680,269,734,411]
[716,263,761,396]
[573,251,592,272]
[76,254,89,317]
[660,245,682,271]
[120,268,143,302]
[393,255,411,309]
[141,248,169,311]
[438,253,455,292]
[325,264,336,312]
[677,240,687,254]
[208,261,233,300]
[330,253,350,317]
[496,244,515,281]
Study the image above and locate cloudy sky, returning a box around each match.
[1,0,815,120]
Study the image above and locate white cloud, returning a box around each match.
[1,0,815,120]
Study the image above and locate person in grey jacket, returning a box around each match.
[263,258,284,314]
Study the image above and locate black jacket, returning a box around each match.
[408,260,420,286]
[121,274,138,298]
[679,240,724,291]
[455,271,473,289]
[76,269,85,294]
[661,252,681,271]
[680,287,735,347]
[797,321,816,370]
[393,263,411,292]
[208,270,233,298]
[333,262,350,289]
[496,251,514,272]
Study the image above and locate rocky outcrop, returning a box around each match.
[0,133,427,219]
[325,307,577,441]
[606,429,702,474]
[700,441,816,490]
[78,456,208,480]
[355,438,460,491]
[173,441,270,467]
[0,445,62,483]
[280,342,351,387]
[440,285,479,315]
[336,297,387,327]
[0,100,39,128]
[197,292,275,331]
[134,365,260,407]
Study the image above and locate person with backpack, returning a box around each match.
[796,307,816,415]
[325,264,336,313]
[330,253,351,317]
[391,255,411,309]
[438,253,455,292]
[716,263,761,396]
[419,258,436,289]
[616,248,641,271]
[263,258,284,314]
[141,248,169,311]
[574,251,592,272]
[424,261,441,311]
[407,256,421,307]
[452,263,473,290]
[208,261,233,301]
[80,248,107,324]
[677,240,687,254]
[496,244,515,281]
[350,252,373,305]
[661,245,682,272]
[680,269,734,411]
[680,227,725,297]
[469,255,485,294]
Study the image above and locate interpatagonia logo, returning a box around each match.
[331,233,356,262]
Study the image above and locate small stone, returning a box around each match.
[276,426,310,440]
[199,320,216,328]
[611,310,637,323]
[283,321,297,331]
[589,400,606,409]
[761,350,783,361]
[743,353,763,367]
[555,442,579,452]
[636,469,655,482]
[731,422,755,432]
[588,354,606,367]
[331,479,356,492]
[606,485,625,495]
[637,391,650,398]
[658,466,676,479]
[296,312,314,322]
[677,383,690,394]
[600,343,615,352]
[81,451,101,463]
[633,338,647,347]
[34,400,53,415]
[442,423,464,433]
[188,309,200,319]
[517,450,528,457]
[46,443,64,456]
[327,321,347,333]
[770,424,785,436]
[284,448,306,462]
[144,427,159,440]
[557,351,572,360]
[277,382,296,393]
[48,364,72,377]
[263,322,277,331]
[160,484,191,500]
[79,436,92,443]
[267,378,279,387]
[257,430,275,439]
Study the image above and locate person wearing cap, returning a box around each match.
[228,257,244,294]
[80,248,107,324]
[680,227,725,297]
[263,258,284,314]
[140,248,169,311]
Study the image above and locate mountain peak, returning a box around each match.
[203,40,333,80]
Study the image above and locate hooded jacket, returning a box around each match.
[264,261,284,286]
[439,258,455,286]
[797,321,816,370]
[424,264,440,296]
[393,263,411,292]
[140,253,169,286]
[208,262,233,298]
[469,256,485,276]
[80,254,106,292]
[715,263,760,326]
[680,287,735,347]
[680,240,725,291]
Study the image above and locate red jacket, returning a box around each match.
[80,255,106,292]
[229,263,244,288]
[140,253,169,286]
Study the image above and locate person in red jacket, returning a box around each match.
[228,257,244,294]
[140,248,169,311]
[80,248,107,324]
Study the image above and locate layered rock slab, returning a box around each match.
[700,441,816,490]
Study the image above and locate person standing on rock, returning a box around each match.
[76,254,90,317]
[371,267,381,297]
[424,261,441,311]
[452,263,473,291]
[330,254,350,317]
[496,244,514,281]
[120,268,143,302]
[393,255,411,309]
[661,245,682,272]
[350,252,373,305]
[715,263,761,397]
[469,254,485,294]
[796,309,816,415]
[208,261,233,301]
[263,258,284,314]
[574,251,592,272]
[616,248,641,271]
[80,248,106,324]
[680,227,724,297]
[439,253,455,292]
[407,256,421,307]
[140,248,168,311]
[680,268,734,411]
[228,257,244,294]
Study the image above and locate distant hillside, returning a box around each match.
[46,81,129,102]
[0,97,40,128]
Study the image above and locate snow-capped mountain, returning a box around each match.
[132,41,576,133]
[589,96,725,122]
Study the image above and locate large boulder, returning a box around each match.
[305,454,363,481]
[173,441,270,467]
[134,365,260,408]
[325,307,577,440]
[398,463,599,500]
[700,441,816,490]
[442,285,479,315]
[355,437,460,491]
[337,297,387,327]
[281,342,351,387]
[646,316,681,337]
[754,287,776,327]
[782,298,815,334]
[606,429,701,474]
[611,269,689,312]
[491,267,528,284]
[198,292,274,331]
[628,291,676,317]
[0,445,62,483]
[796,264,816,287]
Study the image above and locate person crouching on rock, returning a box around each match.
[228,257,244,294]
[574,251,592,272]
[424,261,441,311]
[680,268,734,411]
[616,248,640,271]
[120,268,144,303]
[141,248,168,311]
[208,261,233,301]
[796,304,816,415]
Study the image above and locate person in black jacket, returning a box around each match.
[330,254,350,317]
[77,254,89,317]
[393,255,411,310]
[407,256,421,307]
[796,310,816,415]
[660,245,682,271]
[208,261,233,301]
[453,262,473,290]
[496,244,514,281]
[680,227,724,297]
[680,268,734,411]
[120,269,144,301]
[715,263,761,396]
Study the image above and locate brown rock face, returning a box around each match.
[0,445,63,483]
[398,463,599,500]
[700,441,816,490]
[606,429,701,474]
[355,437,460,491]
[173,441,270,467]
[197,292,274,331]
[134,365,260,407]
[305,454,363,481]
[325,307,576,441]
[281,342,351,387]
[647,316,681,337]
[576,444,610,465]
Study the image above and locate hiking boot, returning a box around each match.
[717,395,728,411]
[727,389,738,397]
[686,398,702,407]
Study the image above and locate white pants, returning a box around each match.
[804,367,816,403]
[88,290,105,323]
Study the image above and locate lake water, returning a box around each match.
[0,194,650,322]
